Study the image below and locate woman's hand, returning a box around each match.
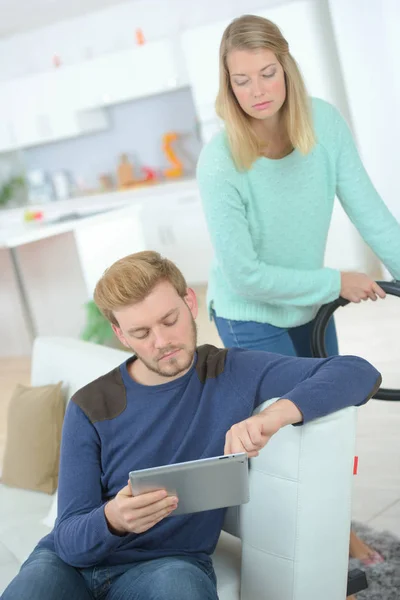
[340,272,386,303]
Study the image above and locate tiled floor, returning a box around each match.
[1,287,399,536]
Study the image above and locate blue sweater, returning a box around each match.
[197,98,400,327]
[39,345,381,568]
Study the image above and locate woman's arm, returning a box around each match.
[333,107,400,279]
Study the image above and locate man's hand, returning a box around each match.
[104,481,178,535]
[224,399,303,458]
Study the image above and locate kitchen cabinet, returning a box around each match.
[0,38,188,151]
[8,71,80,148]
[9,69,110,148]
[74,38,189,110]
[9,75,47,148]
[0,83,15,152]
[101,39,186,107]
[140,192,214,285]
[181,20,228,140]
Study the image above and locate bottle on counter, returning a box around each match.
[52,170,74,201]
[99,173,114,192]
[27,170,55,204]
[117,154,136,190]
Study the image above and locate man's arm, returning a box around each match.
[258,353,381,423]
[52,400,124,567]
[229,349,381,423]
[224,350,381,456]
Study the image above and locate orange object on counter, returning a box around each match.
[135,28,145,45]
[117,154,136,189]
[162,132,183,178]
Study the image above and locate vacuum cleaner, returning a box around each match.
[311,280,400,595]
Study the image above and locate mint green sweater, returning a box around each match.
[197,98,400,328]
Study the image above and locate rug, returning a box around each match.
[350,521,400,599]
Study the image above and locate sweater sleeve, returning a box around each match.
[332,105,400,279]
[52,400,127,567]
[227,349,381,424]
[197,138,341,306]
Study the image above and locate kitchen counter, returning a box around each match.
[0,177,198,248]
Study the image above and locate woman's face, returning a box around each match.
[227,48,286,121]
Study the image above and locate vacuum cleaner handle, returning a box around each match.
[311,280,400,401]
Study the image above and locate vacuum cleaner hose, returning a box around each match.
[311,280,400,401]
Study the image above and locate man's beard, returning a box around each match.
[132,314,197,378]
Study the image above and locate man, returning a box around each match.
[3,251,381,600]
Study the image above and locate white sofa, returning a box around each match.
[0,337,357,599]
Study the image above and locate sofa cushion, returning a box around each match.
[213,531,241,600]
[0,483,53,594]
[2,382,65,494]
[0,484,53,538]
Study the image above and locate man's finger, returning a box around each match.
[129,489,168,507]
[137,503,177,526]
[224,430,232,455]
[246,421,263,448]
[229,432,247,455]
[247,450,259,458]
[373,283,386,299]
[119,483,133,498]
[134,495,178,520]
[233,425,256,453]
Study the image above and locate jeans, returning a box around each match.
[213,311,339,357]
[1,547,218,600]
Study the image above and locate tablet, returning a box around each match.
[129,453,249,516]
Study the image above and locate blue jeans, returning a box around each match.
[1,547,218,600]
[213,312,339,357]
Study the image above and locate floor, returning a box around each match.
[1,287,400,536]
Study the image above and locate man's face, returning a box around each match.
[113,281,198,383]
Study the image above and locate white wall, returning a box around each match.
[328,0,400,223]
[383,0,400,140]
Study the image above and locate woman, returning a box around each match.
[197,14,400,566]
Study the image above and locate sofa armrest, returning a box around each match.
[239,399,356,600]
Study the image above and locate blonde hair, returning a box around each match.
[216,14,315,170]
[94,251,188,325]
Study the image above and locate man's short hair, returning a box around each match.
[94,251,188,325]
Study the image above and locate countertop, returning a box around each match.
[0,177,198,249]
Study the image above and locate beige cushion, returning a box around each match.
[1,383,65,494]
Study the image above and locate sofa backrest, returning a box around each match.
[31,337,129,396]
